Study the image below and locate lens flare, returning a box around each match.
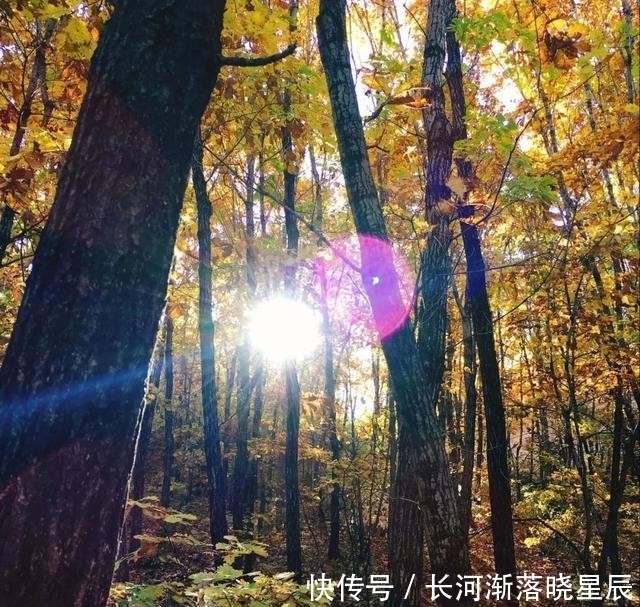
[315,234,415,343]
[247,297,321,362]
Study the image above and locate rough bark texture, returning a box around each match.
[388,428,424,607]
[317,3,471,605]
[193,133,229,544]
[0,3,225,604]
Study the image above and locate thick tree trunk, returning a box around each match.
[389,428,424,607]
[193,132,229,544]
[317,4,470,605]
[461,219,517,576]
[0,2,225,605]
[160,314,175,507]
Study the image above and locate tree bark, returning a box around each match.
[0,3,224,605]
[193,132,229,544]
[389,427,424,607]
[317,4,471,605]
[461,217,517,576]
[457,291,477,540]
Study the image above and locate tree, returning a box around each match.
[114,329,164,583]
[446,8,518,572]
[193,132,229,544]
[0,2,226,605]
[318,258,341,561]
[317,3,471,605]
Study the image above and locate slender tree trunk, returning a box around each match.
[443,9,516,570]
[232,153,258,530]
[0,205,16,265]
[388,394,398,490]
[0,2,225,605]
[160,314,175,507]
[281,0,302,576]
[0,19,56,264]
[319,260,341,560]
[193,132,229,544]
[224,350,237,424]
[114,329,165,582]
[458,293,477,539]
[461,217,517,576]
[282,97,303,578]
[233,338,251,530]
[247,355,265,528]
[317,5,471,605]
[476,401,484,492]
[598,387,636,580]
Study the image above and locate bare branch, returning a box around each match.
[220,43,296,67]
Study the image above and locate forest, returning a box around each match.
[0,0,638,606]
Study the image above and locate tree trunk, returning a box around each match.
[0,205,15,265]
[232,153,258,530]
[114,329,165,582]
[317,4,471,604]
[233,336,251,530]
[0,19,56,264]
[319,260,341,560]
[461,218,517,576]
[282,86,303,575]
[193,132,229,544]
[389,428,424,607]
[0,2,225,605]
[247,355,265,532]
[458,293,477,539]
[160,314,175,507]
[224,349,237,424]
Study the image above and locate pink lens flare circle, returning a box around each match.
[315,234,415,343]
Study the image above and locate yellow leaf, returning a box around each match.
[447,174,469,198]
[436,200,455,216]
[362,73,384,92]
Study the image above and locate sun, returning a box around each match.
[247,297,322,363]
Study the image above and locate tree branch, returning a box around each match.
[220,43,296,67]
